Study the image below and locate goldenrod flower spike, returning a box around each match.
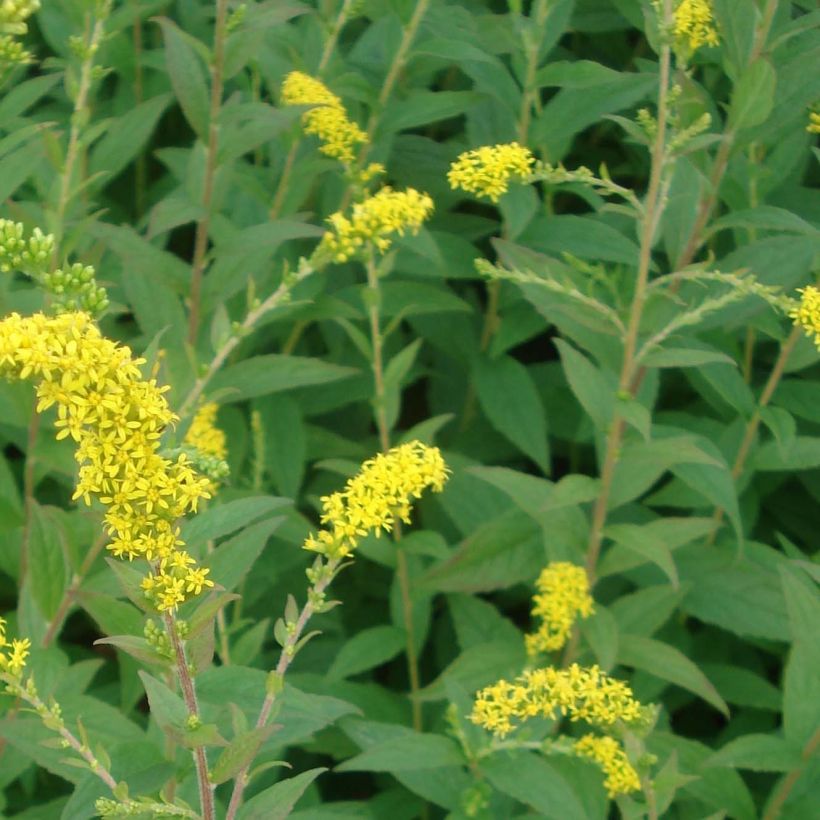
[0,311,215,611]
[281,70,367,163]
[791,286,820,349]
[447,142,535,202]
[574,734,642,797]
[0,617,30,678]
[304,441,449,559]
[672,0,719,51]
[526,562,594,654]
[319,187,434,263]
[471,663,645,738]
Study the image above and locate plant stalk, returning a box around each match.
[187,0,230,345]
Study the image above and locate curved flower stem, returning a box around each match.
[365,253,423,733]
[187,0,230,345]
[42,530,107,647]
[584,1,674,579]
[1,673,118,791]
[177,261,317,422]
[163,611,214,820]
[224,557,342,820]
[763,724,820,820]
[705,325,800,544]
[672,0,778,271]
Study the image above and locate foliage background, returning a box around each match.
[1,0,819,817]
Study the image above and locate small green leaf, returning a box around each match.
[708,734,801,772]
[728,58,776,131]
[238,768,326,820]
[327,626,406,681]
[156,19,210,138]
[337,728,464,772]
[28,504,68,621]
[204,517,285,592]
[210,725,276,785]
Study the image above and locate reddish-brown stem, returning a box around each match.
[763,724,820,820]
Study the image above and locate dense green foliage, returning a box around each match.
[1,0,819,818]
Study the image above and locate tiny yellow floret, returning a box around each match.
[526,562,594,654]
[790,286,820,349]
[672,0,719,51]
[808,112,820,135]
[0,617,30,677]
[185,402,227,461]
[281,70,366,163]
[471,663,645,738]
[304,441,449,559]
[319,187,434,263]
[447,142,534,202]
[574,734,642,798]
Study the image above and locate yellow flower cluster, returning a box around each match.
[471,664,644,738]
[672,0,719,51]
[447,142,535,202]
[791,286,820,349]
[574,734,641,798]
[0,0,39,66]
[281,70,367,163]
[808,112,820,135]
[0,617,30,678]
[526,562,594,654]
[304,441,449,559]
[0,312,214,611]
[319,187,434,263]
[185,402,227,460]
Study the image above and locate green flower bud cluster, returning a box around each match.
[0,0,39,67]
[164,445,230,485]
[42,263,109,315]
[143,619,174,660]
[0,219,109,316]
[96,797,195,818]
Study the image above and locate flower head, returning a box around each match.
[281,71,366,163]
[790,286,820,349]
[319,187,434,263]
[808,112,820,135]
[0,0,39,66]
[0,311,214,611]
[526,562,594,654]
[471,664,645,738]
[304,441,449,558]
[0,617,30,678]
[447,142,534,202]
[672,0,719,51]
[574,734,642,797]
[185,402,227,460]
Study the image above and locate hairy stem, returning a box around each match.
[365,254,423,732]
[163,612,214,820]
[706,326,800,544]
[177,262,316,421]
[42,530,107,647]
[584,4,673,578]
[763,724,820,820]
[187,0,230,345]
[225,558,341,819]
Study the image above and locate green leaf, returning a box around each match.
[254,396,306,499]
[728,58,776,131]
[210,725,276,785]
[755,436,820,471]
[699,663,782,712]
[138,671,187,730]
[90,94,172,180]
[204,517,284,592]
[642,346,735,368]
[208,355,357,403]
[554,339,614,429]
[603,521,679,587]
[474,354,550,472]
[156,18,210,138]
[481,751,586,820]
[618,635,729,716]
[28,504,68,621]
[238,768,326,820]
[708,735,802,773]
[0,143,43,204]
[337,726,464,772]
[422,508,542,593]
[181,496,290,548]
[380,90,480,133]
[327,626,406,681]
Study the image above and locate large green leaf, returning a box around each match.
[238,768,326,820]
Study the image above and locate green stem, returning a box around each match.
[584,0,674,579]
[187,0,230,345]
[763,724,820,820]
